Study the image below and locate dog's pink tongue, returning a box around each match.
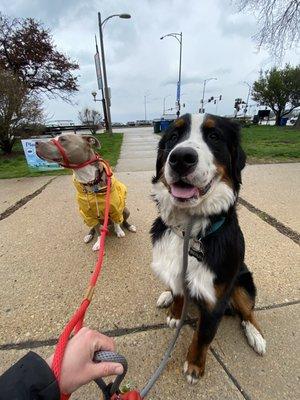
[170,184,198,199]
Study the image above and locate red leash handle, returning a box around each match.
[51,164,112,399]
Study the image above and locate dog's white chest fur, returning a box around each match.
[152,229,216,305]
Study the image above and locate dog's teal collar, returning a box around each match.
[196,216,226,240]
[171,216,226,240]
[188,216,226,262]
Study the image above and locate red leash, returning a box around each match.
[51,159,113,399]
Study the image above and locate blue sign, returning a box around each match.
[21,138,62,171]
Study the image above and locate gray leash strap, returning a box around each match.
[140,219,194,398]
[93,351,128,398]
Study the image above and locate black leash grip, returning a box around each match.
[93,351,128,397]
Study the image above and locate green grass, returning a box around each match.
[0,132,123,179]
[241,125,300,163]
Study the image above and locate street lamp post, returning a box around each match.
[200,77,217,113]
[160,32,183,118]
[98,12,131,134]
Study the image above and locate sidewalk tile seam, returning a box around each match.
[210,347,252,400]
[238,197,300,245]
[0,320,194,351]
[2,299,300,351]
[0,177,57,221]
[255,299,300,311]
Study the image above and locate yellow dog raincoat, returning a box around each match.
[73,173,127,228]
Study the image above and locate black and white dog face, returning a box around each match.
[153,114,246,217]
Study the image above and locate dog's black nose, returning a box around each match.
[169,147,198,175]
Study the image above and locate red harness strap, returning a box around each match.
[51,138,100,169]
[51,160,113,399]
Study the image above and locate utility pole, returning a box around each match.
[98,12,112,134]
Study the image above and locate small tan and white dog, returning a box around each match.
[36,133,136,251]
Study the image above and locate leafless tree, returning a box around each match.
[232,0,300,60]
[78,108,103,135]
[0,69,44,153]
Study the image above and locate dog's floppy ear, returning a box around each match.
[232,144,246,184]
[83,135,101,148]
[229,121,246,185]
[152,148,165,183]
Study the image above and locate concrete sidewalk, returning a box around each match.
[0,127,299,399]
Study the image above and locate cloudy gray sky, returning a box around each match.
[1,0,299,123]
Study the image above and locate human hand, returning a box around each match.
[46,327,123,394]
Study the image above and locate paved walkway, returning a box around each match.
[0,127,299,399]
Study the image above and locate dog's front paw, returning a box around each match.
[242,321,266,355]
[157,291,173,308]
[92,238,101,252]
[166,315,180,329]
[84,234,94,244]
[183,361,204,385]
[116,229,125,238]
[128,224,137,233]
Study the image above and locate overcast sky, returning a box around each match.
[1,0,299,123]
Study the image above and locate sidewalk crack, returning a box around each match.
[211,347,252,400]
[238,197,300,245]
[0,177,56,221]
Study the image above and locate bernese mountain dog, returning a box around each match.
[150,113,266,385]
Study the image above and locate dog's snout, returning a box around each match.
[169,147,198,175]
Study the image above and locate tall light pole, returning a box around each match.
[94,35,108,131]
[200,77,217,113]
[98,12,131,134]
[160,32,183,118]
[243,81,252,117]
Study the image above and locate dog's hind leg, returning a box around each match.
[122,207,136,232]
[231,271,266,355]
[84,227,95,243]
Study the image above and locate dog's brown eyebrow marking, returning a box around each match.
[174,118,185,128]
[203,118,215,128]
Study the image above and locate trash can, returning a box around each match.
[160,120,171,131]
[153,120,161,133]
[252,115,259,124]
[280,117,288,126]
